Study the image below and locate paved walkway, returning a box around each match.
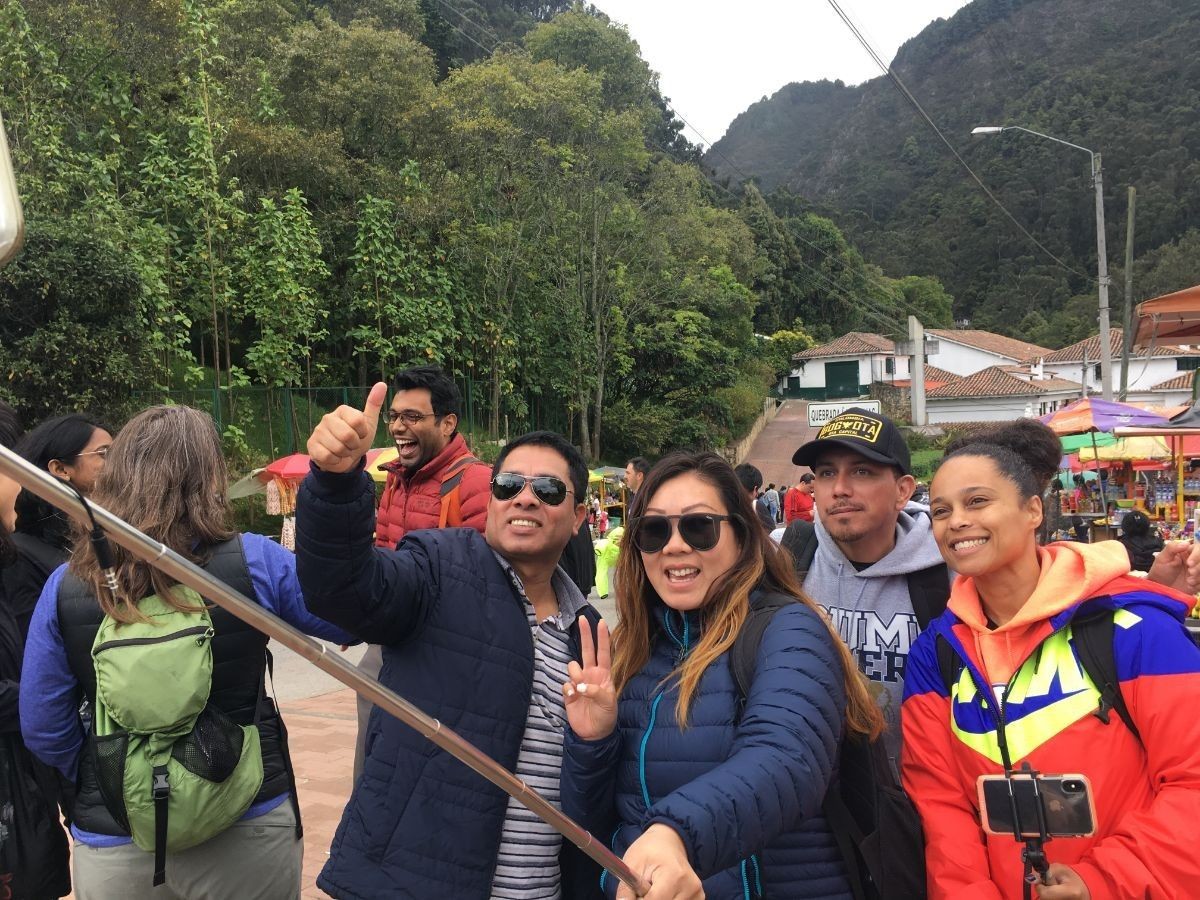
[743,399,818,488]
[280,687,359,898]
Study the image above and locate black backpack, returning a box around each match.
[935,607,1140,742]
[731,591,929,900]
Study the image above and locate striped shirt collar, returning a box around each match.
[491,551,589,627]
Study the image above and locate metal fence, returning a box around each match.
[131,379,571,460]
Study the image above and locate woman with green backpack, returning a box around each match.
[19,405,357,898]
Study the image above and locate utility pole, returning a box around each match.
[1093,153,1114,400]
[1082,346,1089,398]
[1120,186,1136,401]
[908,316,927,426]
[970,126,1113,398]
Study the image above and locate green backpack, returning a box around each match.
[90,587,264,886]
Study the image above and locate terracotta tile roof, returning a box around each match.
[794,332,895,360]
[927,367,1082,400]
[927,329,1051,361]
[1031,329,1194,364]
[1150,371,1195,391]
[883,364,959,389]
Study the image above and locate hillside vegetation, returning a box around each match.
[1,0,962,459]
[708,0,1200,344]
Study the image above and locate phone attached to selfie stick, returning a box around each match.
[0,111,650,898]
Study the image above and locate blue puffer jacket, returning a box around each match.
[561,599,853,899]
[295,465,602,900]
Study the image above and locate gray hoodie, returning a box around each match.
[802,502,947,757]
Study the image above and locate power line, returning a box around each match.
[428,0,503,57]
[825,0,1094,282]
[421,0,911,335]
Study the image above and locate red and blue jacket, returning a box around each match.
[901,541,1200,899]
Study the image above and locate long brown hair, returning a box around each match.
[69,405,234,622]
[612,452,882,738]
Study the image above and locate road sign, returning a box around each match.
[807,400,881,428]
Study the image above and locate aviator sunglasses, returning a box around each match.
[629,513,737,554]
[490,472,573,506]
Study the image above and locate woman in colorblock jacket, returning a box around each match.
[560,451,882,899]
[902,418,1200,899]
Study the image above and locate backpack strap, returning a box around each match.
[1072,609,1141,743]
[935,633,960,693]
[780,520,819,579]
[907,562,951,630]
[730,591,799,711]
[438,455,482,529]
[821,781,869,900]
[152,765,170,886]
[263,649,305,839]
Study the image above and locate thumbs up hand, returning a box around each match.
[307,382,388,474]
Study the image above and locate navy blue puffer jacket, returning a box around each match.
[295,465,602,900]
[561,599,853,899]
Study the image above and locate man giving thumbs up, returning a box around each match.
[295,385,606,900]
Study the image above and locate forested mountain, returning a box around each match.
[0,0,950,459]
[708,0,1200,345]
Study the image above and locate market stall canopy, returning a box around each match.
[1132,282,1200,346]
[1060,432,1117,453]
[1078,436,1172,461]
[1040,397,1169,435]
[366,446,399,483]
[260,452,312,482]
[229,467,267,499]
[1115,403,1200,437]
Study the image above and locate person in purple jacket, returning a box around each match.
[20,405,355,899]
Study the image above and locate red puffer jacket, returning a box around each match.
[373,433,491,548]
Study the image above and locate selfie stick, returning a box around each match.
[1006,762,1051,899]
[0,116,650,900]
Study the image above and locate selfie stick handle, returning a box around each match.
[1013,762,1052,898]
[0,446,651,898]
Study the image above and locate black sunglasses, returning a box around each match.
[490,472,573,506]
[630,513,736,553]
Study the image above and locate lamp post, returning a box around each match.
[972,125,1113,400]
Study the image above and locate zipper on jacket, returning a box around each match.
[93,625,213,654]
[638,692,666,809]
[957,644,1019,771]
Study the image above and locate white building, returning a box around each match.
[1030,329,1199,406]
[925,367,1083,424]
[926,329,1052,376]
[785,329,1051,400]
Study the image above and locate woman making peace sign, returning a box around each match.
[560,452,881,899]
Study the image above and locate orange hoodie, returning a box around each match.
[902,540,1200,900]
[949,542,1132,690]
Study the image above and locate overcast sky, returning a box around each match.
[590,0,973,147]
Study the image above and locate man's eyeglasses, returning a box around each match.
[490,473,573,506]
[629,513,736,553]
[386,410,438,426]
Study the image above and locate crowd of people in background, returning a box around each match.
[2,386,1200,899]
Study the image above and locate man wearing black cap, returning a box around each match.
[784,408,949,753]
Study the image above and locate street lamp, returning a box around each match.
[972,124,1113,400]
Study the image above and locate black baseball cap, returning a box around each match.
[792,408,911,475]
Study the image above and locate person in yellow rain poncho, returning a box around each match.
[594,525,624,599]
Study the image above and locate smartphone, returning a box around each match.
[977,773,1096,839]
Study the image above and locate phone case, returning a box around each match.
[977,773,1097,839]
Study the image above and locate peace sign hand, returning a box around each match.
[563,617,617,741]
[307,381,387,474]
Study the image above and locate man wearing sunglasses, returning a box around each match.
[295,383,604,900]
